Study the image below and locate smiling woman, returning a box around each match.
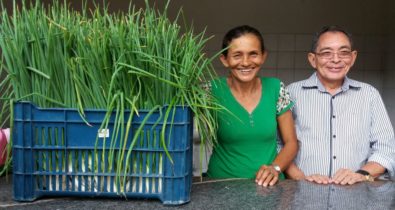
[220,33,266,113]
[206,25,298,187]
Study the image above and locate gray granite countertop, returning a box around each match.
[1,176,394,210]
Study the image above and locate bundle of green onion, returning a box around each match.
[0,0,221,192]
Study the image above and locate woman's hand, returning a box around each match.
[255,165,279,187]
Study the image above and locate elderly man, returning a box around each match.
[285,26,395,185]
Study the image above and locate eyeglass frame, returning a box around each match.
[312,50,356,60]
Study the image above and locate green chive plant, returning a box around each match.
[0,0,221,192]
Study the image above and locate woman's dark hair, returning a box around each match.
[221,25,265,56]
[311,25,353,52]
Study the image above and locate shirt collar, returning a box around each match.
[302,72,361,92]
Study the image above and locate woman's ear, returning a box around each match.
[220,54,229,68]
[261,50,268,63]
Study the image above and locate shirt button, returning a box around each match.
[333,135,336,138]
[332,115,336,119]
[333,156,336,159]
[332,96,335,99]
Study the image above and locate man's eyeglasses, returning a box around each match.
[314,51,353,59]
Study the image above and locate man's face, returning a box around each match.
[308,31,357,87]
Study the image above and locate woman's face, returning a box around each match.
[220,33,266,83]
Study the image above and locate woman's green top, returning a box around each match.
[207,77,293,179]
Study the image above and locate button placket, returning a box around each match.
[249,114,254,127]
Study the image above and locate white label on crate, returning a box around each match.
[98,129,109,138]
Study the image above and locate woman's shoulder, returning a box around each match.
[210,77,227,89]
[260,77,282,87]
[211,77,225,84]
[212,76,227,82]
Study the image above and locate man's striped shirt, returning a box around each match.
[287,73,395,179]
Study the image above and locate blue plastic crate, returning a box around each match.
[12,102,193,205]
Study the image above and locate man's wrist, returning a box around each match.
[355,169,374,182]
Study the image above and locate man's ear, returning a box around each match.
[220,54,229,68]
[307,52,317,69]
[350,50,358,67]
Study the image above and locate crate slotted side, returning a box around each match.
[13,102,193,205]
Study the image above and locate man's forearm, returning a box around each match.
[360,161,386,178]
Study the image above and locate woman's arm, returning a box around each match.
[285,163,305,180]
[273,110,298,172]
[255,110,298,186]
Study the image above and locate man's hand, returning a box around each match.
[255,165,279,187]
[305,174,332,184]
[331,168,366,185]
[305,168,368,185]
